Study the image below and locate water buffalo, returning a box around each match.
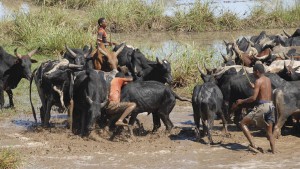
[113,43,172,84]
[72,68,108,136]
[117,81,191,133]
[192,64,227,144]
[93,42,125,71]
[30,59,82,127]
[0,46,39,108]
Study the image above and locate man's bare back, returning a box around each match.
[255,75,272,102]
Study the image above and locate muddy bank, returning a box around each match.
[1,105,300,169]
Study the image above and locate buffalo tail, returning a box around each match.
[172,91,192,103]
[30,69,38,123]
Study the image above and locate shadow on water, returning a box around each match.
[218,143,248,152]
[169,126,196,141]
[11,113,69,132]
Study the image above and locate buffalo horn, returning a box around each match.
[221,53,229,62]
[156,57,163,64]
[204,63,212,74]
[28,47,40,57]
[223,40,229,46]
[84,44,93,58]
[86,96,93,105]
[283,53,290,59]
[283,29,291,38]
[14,48,22,59]
[97,45,109,57]
[231,49,237,59]
[115,42,126,57]
[100,100,108,108]
[197,62,206,75]
[68,64,83,69]
[65,44,77,58]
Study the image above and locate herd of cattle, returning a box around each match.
[0,28,300,143]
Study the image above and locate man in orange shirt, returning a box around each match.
[106,73,136,126]
[97,17,117,47]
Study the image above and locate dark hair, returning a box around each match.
[98,17,105,26]
[253,63,265,73]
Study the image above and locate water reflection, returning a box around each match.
[0,1,29,20]
[113,28,295,62]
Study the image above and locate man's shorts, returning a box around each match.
[106,101,133,115]
[245,102,275,128]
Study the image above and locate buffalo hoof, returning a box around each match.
[89,130,104,142]
[4,104,14,109]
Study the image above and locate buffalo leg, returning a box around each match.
[201,118,210,144]
[6,90,14,108]
[192,103,201,140]
[219,110,228,134]
[44,97,53,127]
[152,113,161,132]
[207,117,214,145]
[159,113,173,132]
[80,111,86,137]
[40,106,45,124]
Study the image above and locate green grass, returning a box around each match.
[32,0,97,9]
[0,149,20,169]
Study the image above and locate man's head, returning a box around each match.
[98,17,107,28]
[253,63,265,77]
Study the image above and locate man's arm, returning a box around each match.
[121,77,133,82]
[238,79,261,105]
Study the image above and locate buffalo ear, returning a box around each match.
[30,59,38,63]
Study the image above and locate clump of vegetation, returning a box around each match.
[11,7,92,54]
[0,149,20,169]
[169,1,215,32]
[32,0,97,9]
[88,0,166,32]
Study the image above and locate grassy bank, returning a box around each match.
[1,0,299,49]
[0,0,299,92]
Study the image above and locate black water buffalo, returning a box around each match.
[0,46,39,108]
[117,81,190,132]
[192,65,227,144]
[63,45,93,67]
[72,68,108,136]
[30,59,82,127]
[276,58,300,81]
[113,44,172,84]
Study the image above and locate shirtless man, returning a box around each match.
[106,73,136,126]
[232,63,275,153]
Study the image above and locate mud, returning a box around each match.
[1,105,300,169]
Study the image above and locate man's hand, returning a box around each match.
[231,99,243,111]
[236,99,243,105]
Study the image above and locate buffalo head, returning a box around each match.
[156,57,172,85]
[96,42,125,71]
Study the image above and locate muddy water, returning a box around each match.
[1,106,300,169]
